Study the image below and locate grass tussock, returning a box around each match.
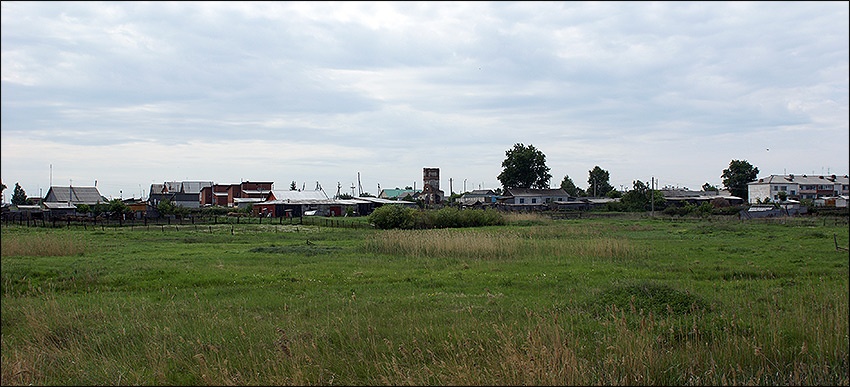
[503,211,551,225]
[364,229,522,260]
[364,227,646,262]
[1,233,89,257]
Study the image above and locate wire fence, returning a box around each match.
[1,213,376,231]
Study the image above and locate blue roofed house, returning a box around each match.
[378,188,421,201]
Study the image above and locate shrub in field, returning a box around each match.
[369,206,504,229]
[595,282,708,316]
[369,205,417,229]
[432,207,505,228]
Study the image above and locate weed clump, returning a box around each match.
[596,283,708,316]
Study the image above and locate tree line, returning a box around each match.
[496,142,758,202]
[1,144,759,211]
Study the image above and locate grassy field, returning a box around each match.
[1,214,848,385]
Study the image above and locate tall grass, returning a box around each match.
[1,232,90,257]
[362,227,647,262]
[1,218,847,385]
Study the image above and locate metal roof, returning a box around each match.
[503,188,569,197]
[45,186,105,204]
[42,202,77,210]
[354,196,417,205]
[270,190,329,201]
[749,174,849,186]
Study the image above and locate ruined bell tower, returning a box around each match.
[422,167,443,204]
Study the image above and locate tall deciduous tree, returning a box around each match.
[587,166,614,197]
[497,143,552,189]
[721,160,759,201]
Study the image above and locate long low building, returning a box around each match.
[252,192,416,217]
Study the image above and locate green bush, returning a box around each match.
[369,206,504,229]
[369,205,415,229]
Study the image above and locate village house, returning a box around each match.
[747,174,849,204]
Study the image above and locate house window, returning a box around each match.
[519,198,525,204]
[531,198,537,204]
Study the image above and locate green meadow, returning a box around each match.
[1,214,848,385]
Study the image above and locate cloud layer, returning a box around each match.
[2,1,848,199]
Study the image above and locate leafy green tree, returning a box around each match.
[76,204,91,215]
[11,183,32,205]
[560,175,580,197]
[620,180,665,211]
[721,159,759,201]
[777,191,788,202]
[91,202,109,217]
[497,143,552,189]
[157,199,177,216]
[587,166,614,197]
[702,182,718,192]
[108,199,129,219]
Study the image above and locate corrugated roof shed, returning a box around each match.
[44,186,105,205]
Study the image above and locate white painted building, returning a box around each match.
[747,174,849,204]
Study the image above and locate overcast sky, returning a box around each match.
[2,1,848,200]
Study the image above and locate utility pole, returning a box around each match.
[651,176,655,217]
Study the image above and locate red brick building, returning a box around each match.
[200,181,273,207]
